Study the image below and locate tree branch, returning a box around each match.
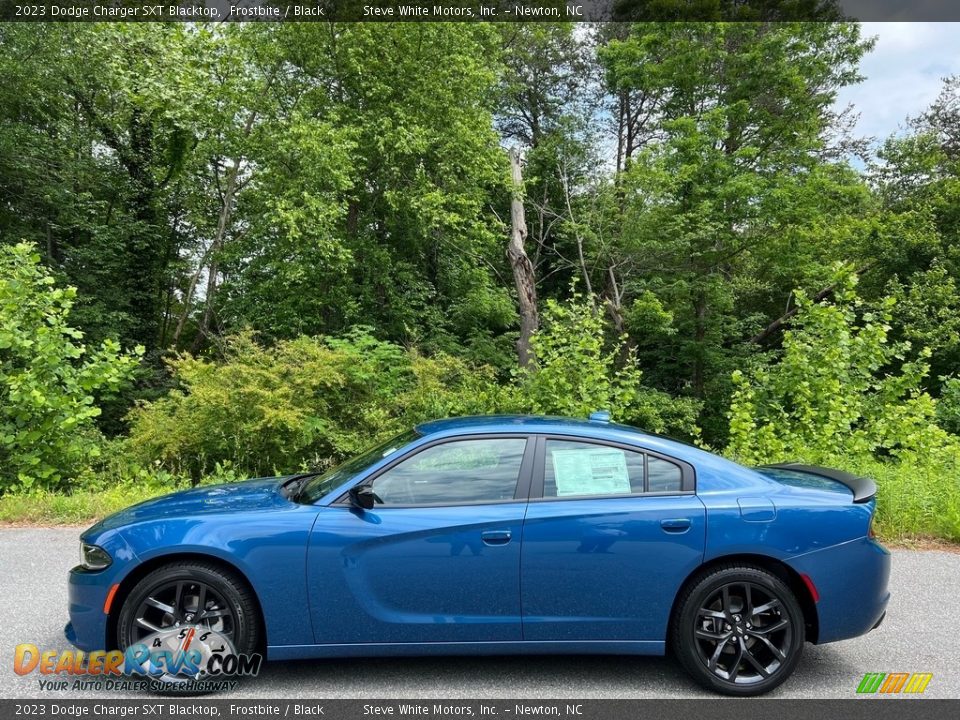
[749,262,876,344]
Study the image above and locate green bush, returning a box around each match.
[0,448,179,524]
[122,302,702,483]
[123,330,512,481]
[728,269,955,464]
[0,243,141,492]
[727,269,960,541]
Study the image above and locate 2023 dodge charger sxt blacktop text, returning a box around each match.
[67,414,890,695]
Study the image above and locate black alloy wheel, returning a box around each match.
[672,565,805,696]
[128,579,235,644]
[117,561,260,658]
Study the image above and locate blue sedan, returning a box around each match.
[67,414,890,695]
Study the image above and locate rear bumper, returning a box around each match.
[787,536,890,644]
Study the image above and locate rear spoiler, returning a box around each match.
[760,463,877,503]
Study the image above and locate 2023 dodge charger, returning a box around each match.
[67,414,890,695]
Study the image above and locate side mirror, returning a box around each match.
[349,485,377,510]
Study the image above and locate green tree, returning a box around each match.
[0,24,211,350]
[596,22,873,441]
[867,77,960,388]
[123,329,512,482]
[217,24,514,363]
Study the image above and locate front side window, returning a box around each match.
[370,437,528,506]
[542,439,684,498]
[299,430,419,504]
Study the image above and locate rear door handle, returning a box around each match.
[660,518,692,533]
[481,530,512,546]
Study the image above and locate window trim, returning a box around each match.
[333,433,535,509]
[529,434,696,502]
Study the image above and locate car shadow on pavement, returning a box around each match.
[248,654,710,699]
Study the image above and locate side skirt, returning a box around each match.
[267,640,665,662]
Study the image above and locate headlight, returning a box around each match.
[80,543,112,571]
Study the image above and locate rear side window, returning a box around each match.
[648,456,683,492]
[542,439,684,498]
[371,437,528,506]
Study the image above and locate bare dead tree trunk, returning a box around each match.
[172,156,239,350]
[507,147,539,370]
[615,92,626,177]
[605,265,626,333]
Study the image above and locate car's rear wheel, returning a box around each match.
[671,564,805,696]
[117,561,260,691]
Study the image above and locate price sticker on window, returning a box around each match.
[552,447,631,496]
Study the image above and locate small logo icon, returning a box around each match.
[857,672,933,694]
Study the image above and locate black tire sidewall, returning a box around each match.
[673,566,805,696]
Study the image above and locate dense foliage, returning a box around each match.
[122,298,698,481]
[728,270,951,465]
[519,294,701,436]
[123,331,510,480]
[1,21,959,539]
[0,244,140,491]
[727,272,960,540]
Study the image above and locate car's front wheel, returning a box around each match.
[117,560,261,687]
[671,564,805,696]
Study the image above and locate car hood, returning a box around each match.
[83,476,292,537]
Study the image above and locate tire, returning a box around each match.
[671,564,805,696]
[117,561,261,694]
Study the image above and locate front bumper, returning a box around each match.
[66,565,114,652]
[788,536,891,644]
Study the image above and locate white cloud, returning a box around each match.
[834,22,960,145]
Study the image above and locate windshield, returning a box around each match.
[298,429,419,504]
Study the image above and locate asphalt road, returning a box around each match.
[1,528,957,699]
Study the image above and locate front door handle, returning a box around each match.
[481,530,512,546]
[660,518,692,533]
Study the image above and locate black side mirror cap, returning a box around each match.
[349,485,377,510]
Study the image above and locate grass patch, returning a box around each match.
[0,482,175,526]
[855,455,960,544]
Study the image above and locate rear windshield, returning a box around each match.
[755,467,851,496]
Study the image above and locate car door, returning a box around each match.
[306,435,533,645]
[520,435,706,642]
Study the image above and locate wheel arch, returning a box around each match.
[667,553,820,647]
[107,552,267,653]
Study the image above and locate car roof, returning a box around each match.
[412,414,770,494]
[416,414,659,441]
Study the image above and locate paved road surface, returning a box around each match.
[1,528,956,699]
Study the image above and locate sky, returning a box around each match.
[835,22,960,146]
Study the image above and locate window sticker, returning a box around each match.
[551,447,631,496]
